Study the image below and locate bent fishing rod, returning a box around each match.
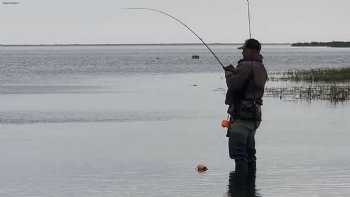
[124,2,253,71]
[123,7,225,70]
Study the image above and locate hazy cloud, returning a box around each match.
[0,0,349,44]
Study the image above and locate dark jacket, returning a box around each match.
[225,55,268,121]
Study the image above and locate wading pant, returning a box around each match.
[227,120,260,177]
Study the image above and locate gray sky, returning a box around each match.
[0,0,349,44]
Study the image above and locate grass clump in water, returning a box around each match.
[284,67,350,82]
[266,67,350,103]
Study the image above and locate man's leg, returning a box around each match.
[247,129,257,178]
[228,122,250,177]
[247,121,260,177]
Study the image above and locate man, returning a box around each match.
[224,38,268,179]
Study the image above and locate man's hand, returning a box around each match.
[224,64,235,72]
[224,64,235,78]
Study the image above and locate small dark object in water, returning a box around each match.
[196,163,208,173]
[192,84,199,87]
[192,55,200,60]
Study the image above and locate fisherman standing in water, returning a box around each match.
[224,39,268,180]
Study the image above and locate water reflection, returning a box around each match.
[226,171,261,197]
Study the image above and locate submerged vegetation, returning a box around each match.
[266,67,350,103]
[265,84,350,103]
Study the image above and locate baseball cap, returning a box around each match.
[238,38,261,51]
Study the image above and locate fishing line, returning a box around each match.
[123,7,225,71]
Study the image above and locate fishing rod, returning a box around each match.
[123,7,225,70]
[246,0,252,38]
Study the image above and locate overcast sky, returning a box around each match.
[0,0,349,44]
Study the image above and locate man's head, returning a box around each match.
[240,39,261,59]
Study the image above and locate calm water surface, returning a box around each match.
[0,45,350,197]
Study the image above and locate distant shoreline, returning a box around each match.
[291,41,350,48]
[0,43,290,47]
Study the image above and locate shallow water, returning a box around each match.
[0,45,350,196]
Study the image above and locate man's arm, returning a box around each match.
[225,63,252,90]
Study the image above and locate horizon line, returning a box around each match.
[0,42,291,47]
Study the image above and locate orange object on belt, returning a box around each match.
[221,119,231,128]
